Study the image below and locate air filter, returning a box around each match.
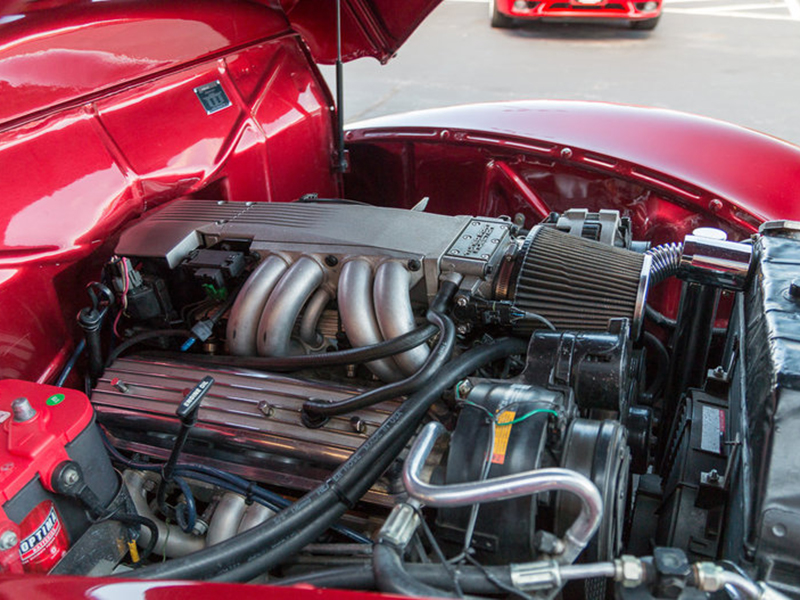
[506,226,650,335]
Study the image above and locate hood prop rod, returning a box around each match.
[335,0,349,173]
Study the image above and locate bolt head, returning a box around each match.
[0,531,17,551]
[350,417,367,434]
[63,467,80,486]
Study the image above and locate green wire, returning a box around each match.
[501,408,558,426]
[461,400,558,426]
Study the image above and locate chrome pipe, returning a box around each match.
[257,256,324,357]
[206,492,249,546]
[227,255,289,356]
[403,422,603,564]
[339,259,402,382]
[374,261,429,376]
[237,502,275,534]
[299,288,332,349]
[123,470,205,557]
[560,562,617,581]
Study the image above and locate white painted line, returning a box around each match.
[784,0,800,18]
[683,2,787,11]
[665,6,794,17]
[663,0,725,4]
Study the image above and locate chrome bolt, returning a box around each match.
[111,378,130,393]
[257,401,274,417]
[456,296,469,308]
[457,380,473,398]
[350,417,367,434]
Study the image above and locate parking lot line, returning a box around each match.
[784,0,800,17]
[446,0,800,19]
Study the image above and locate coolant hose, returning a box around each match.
[373,542,460,599]
[302,279,459,420]
[106,329,192,367]
[130,336,527,581]
[302,310,455,421]
[277,563,513,594]
[278,560,619,594]
[153,324,438,372]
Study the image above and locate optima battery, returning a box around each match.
[0,380,118,573]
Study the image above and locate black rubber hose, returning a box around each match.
[106,329,192,367]
[373,543,459,598]
[645,305,726,337]
[276,564,513,594]
[303,310,456,421]
[130,337,526,581]
[643,331,670,400]
[212,339,524,584]
[149,324,438,372]
[210,434,410,583]
[302,279,459,420]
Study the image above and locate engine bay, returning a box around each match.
[2,199,798,599]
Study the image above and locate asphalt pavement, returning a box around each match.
[322,0,800,145]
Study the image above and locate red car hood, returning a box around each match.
[278,0,443,64]
[0,0,443,65]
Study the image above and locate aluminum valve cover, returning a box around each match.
[93,356,404,505]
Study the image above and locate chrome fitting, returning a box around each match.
[680,232,753,290]
[378,502,420,549]
[510,560,562,592]
[615,555,647,588]
[693,562,726,592]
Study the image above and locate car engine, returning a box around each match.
[9,198,799,599]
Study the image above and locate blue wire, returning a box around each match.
[100,430,370,544]
[172,476,197,533]
[55,339,86,387]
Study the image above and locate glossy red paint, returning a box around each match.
[344,101,800,232]
[0,0,291,126]
[0,575,402,600]
[0,0,443,71]
[494,0,661,22]
[280,0,444,64]
[0,0,339,383]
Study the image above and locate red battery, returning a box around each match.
[0,380,98,574]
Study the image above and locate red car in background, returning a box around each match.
[490,0,662,29]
